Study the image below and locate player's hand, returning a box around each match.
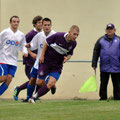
[39,55,44,64]
[92,67,96,70]
[23,53,28,57]
[25,43,31,48]
[63,56,68,64]
[30,53,37,59]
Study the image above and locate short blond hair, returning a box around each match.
[70,25,79,32]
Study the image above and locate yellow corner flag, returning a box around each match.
[79,75,97,93]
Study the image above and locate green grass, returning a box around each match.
[0,99,120,120]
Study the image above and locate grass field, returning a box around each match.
[0,99,120,120]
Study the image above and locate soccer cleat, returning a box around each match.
[28,97,36,103]
[33,94,40,101]
[22,98,29,102]
[51,87,56,94]
[13,87,19,101]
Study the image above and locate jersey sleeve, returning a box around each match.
[45,33,56,46]
[0,30,6,46]
[0,33,2,46]
[25,32,33,43]
[20,35,28,54]
[92,38,101,68]
[30,34,39,51]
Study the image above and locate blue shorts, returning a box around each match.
[38,72,61,81]
[30,67,38,79]
[0,64,17,77]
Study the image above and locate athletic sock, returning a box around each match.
[0,82,8,95]
[27,84,35,100]
[35,85,41,93]
[17,81,29,92]
[37,84,50,98]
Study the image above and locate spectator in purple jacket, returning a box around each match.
[92,23,120,100]
[13,16,43,101]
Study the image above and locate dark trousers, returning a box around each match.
[100,72,120,100]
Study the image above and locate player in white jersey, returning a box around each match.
[0,16,28,96]
[22,18,56,102]
[13,16,43,101]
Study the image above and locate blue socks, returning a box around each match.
[27,84,35,100]
[0,82,8,95]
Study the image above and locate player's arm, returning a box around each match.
[63,42,77,64]
[26,34,39,50]
[39,41,48,64]
[92,38,101,70]
[25,34,39,59]
[26,45,37,59]
[0,33,2,46]
[0,31,6,46]
[20,36,28,57]
[27,49,37,59]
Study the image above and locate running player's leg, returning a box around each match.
[13,65,31,101]
[45,75,56,94]
[29,63,49,102]
[35,74,56,94]
[26,67,38,100]
[0,76,7,83]
[17,65,32,91]
[32,72,60,100]
[0,64,7,82]
[0,64,17,96]
[0,64,8,95]
[0,74,12,95]
[35,78,46,93]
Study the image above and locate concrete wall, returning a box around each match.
[0,0,119,100]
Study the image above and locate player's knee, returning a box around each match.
[36,80,41,86]
[36,79,45,86]
[0,76,7,82]
[5,75,13,85]
[47,82,55,89]
[29,77,36,85]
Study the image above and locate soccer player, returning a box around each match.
[29,25,79,103]
[24,18,56,102]
[0,16,28,96]
[13,16,43,101]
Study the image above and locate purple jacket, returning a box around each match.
[92,34,120,73]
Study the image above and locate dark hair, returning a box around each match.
[32,16,43,27]
[10,16,19,22]
[42,18,52,25]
